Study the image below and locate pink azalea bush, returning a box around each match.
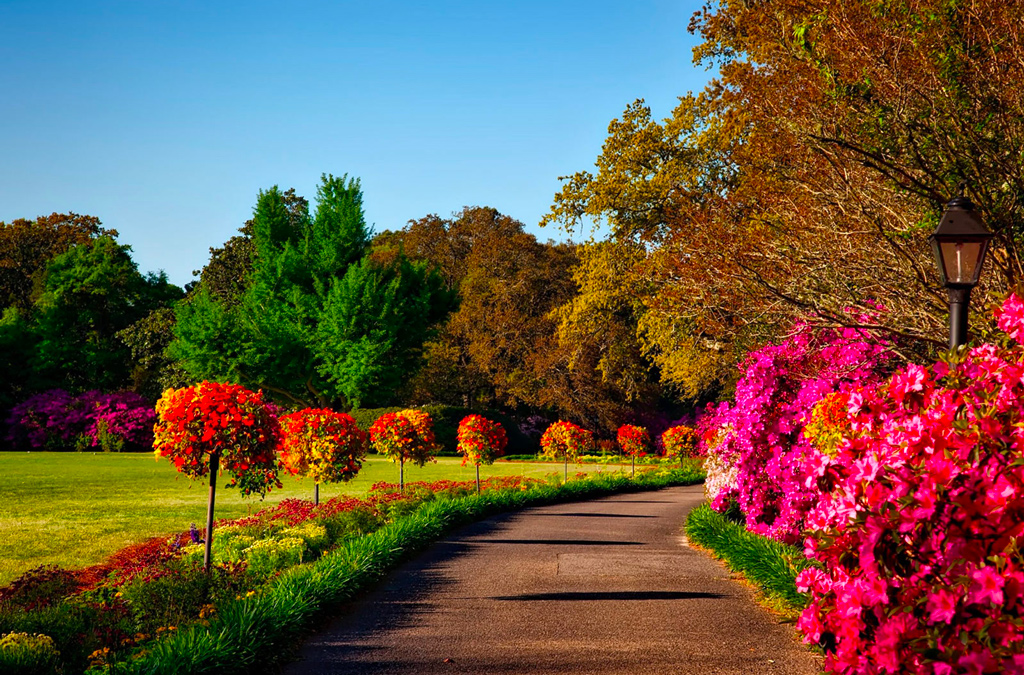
[5,389,155,451]
[699,322,893,543]
[794,294,1024,673]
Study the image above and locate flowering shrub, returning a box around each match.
[699,321,893,543]
[279,409,367,484]
[368,409,439,467]
[456,414,508,466]
[540,420,594,461]
[153,382,282,497]
[5,389,155,452]
[792,294,1024,674]
[661,425,699,459]
[616,424,651,458]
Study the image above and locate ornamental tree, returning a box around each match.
[616,424,651,476]
[456,414,508,492]
[661,425,698,465]
[153,381,282,570]
[279,408,367,505]
[369,409,439,490]
[540,420,594,482]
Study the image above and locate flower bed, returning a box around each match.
[3,471,648,675]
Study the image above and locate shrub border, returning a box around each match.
[99,468,703,674]
[684,502,814,616]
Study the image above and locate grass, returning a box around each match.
[0,452,625,586]
[684,503,816,617]
[100,468,704,675]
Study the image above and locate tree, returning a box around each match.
[31,236,183,393]
[545,0,1024,370]
[0,212,114,312]
[171,174,451,410]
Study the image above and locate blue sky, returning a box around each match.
[0,1,713,286]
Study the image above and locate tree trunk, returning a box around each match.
[564,456,568,483]
[204,452,219,573]
[632,455,635,477]
[400,457,405,491]
[314,482,320,506]
[476,464,481,494]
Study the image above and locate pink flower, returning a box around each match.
[968,566,1005,606]
[926,589,959,623]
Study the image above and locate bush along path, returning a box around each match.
[282,484,820,675]
[0,466,699,675]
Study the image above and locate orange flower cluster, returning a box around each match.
[153,382,282,497]
[279,408,367,484]
[456,414,508,466]
[662,425,699,459]
[368,409,439,467]
[540,420,594,461]
[616,424,651,458]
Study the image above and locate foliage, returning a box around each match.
[31,236,183,394]
[790,294,1024,673]
[539,420,594,462]
[278,409,367,484]
[153,382,282,497]
[368,409,439,467]
[685,503,813,615]
[348,404,535,456]
[699,320,893,543]
[661,425,698,459]
[615,424,650,458]
[170,175,452,410]
[5,389,155,452]
[0,212,113,312]
[545,0,1024,378]
[455,415,507,466]
[0,631,61,675]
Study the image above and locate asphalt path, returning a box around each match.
[283,484,821,674]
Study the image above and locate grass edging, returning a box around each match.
[684,503,815,616]
[100,469,703,674]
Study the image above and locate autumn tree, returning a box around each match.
[546,0,1024,368]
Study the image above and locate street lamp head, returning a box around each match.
[928,195,994,288]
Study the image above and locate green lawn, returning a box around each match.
[0,452,629,585]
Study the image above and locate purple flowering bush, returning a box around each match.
[5,389,155,452]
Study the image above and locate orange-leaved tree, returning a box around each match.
[369,409,439,490]
[661,425,698,468]
[279,408,367,505]
[617,424,651,476]
[456,414,508,492]
[153,381,282,570]
[540,420,594,482]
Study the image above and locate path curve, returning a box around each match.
[283,484,821,674]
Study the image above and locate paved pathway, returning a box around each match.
[284,484,821,674]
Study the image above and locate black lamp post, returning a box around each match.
[928,194,994,348]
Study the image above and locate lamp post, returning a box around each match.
[928,194,994,349]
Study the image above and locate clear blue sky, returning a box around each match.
[1,1,713,287]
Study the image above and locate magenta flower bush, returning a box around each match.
[794,295,1024,673]
[699,321,894,543]
[5,389,155,451]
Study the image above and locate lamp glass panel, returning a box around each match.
[939,241,984,284]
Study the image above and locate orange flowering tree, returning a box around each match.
[279,408,367,505]
[617,424,651,476]
[661,425,698,465]
[540,420,594,481]
[369,409,439,489]
[153,381,282,569]
[456,414,508,492]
